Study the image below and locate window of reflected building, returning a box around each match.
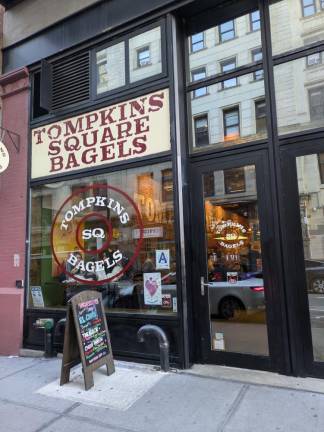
[250,10,261,31]
[194,115,209,147]
[189,73,267,151]
[219,20,235,43]
[191,32,205,52]
[274,54,324,135]
[220,58,237,89]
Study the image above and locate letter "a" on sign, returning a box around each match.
[156,250,170,270]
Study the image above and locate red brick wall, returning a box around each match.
[0,68,29,355]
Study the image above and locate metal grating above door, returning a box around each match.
[52,51,90,111]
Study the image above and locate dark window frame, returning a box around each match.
[190,32,205,53]
[255,99,267,135]
[194,114,209,147]
[136,45,151,68]
[309,86,324,122]
[223,106,240,140]
[220,57,238,89]
[218,20,235,43]
[191,67,208,98]
[250,10,261,32]
[301,0,316,17]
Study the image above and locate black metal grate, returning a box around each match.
[52,51,90,111]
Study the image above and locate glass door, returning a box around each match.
[281,143,324,378]
[191,151,284,371]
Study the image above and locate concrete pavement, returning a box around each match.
[0,356,324,432]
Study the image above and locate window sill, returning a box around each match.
[216,36,238,46]
[190,46,208,55]
[192,93,210,99]
[218,84,240,92]
[133,63,153,70]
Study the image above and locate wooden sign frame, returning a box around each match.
[60,290,115,390]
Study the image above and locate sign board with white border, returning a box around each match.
[31,89,170,179]
[156,249,170,269]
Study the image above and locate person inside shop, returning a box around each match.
[143,252,155,273]
[208,253,227,282]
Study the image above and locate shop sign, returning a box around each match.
[31,89,170,179]
[132,226,163,239]
[214,220,248,249]
[0,141,9,174]
[51,184,144,285]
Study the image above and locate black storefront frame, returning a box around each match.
[19,0,324,376]
[24,15,190,368]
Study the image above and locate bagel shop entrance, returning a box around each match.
[190,151,285,371]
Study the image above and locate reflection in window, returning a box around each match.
[309,87,324,121]
[219,20,235,42]
[188,11,262,81]
[192,68,207,97]
[194,115,209,147]
[191,32,205,52]
[190,73,266,150]
[318,153,324,183]
[302,0,316,16]
[224,168,246,194]
[250,10,261,31]
[297,153,324,361]
[274,55,324,135]
[129,27,161,83]
[252,48,263,81]
[307,52,322,66]
[28,162,177,315]
[220,58,237,89]
[162,169,173,202]
[137,46,151,67]
[223,107,240,141]
[270,0,324,55]
[255,99,267,135]
[96,42,125,94]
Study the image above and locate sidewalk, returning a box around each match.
[1,356,324,432]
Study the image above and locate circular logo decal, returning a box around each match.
[214,220,248,250]
[51,184,144,285]
[0,141,9,174]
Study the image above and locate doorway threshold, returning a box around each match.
[180,364,324,394]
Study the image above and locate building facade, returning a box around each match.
[1,0,324,377]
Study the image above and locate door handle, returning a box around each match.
[200,276,209,296]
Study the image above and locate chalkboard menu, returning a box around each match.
[77,297,109,366]
[60,290,115,390]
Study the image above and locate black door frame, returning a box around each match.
[281,137,324,378]
[189,148,291,373]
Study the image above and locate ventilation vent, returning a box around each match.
[52,51,90,111]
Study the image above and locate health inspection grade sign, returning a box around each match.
[31,89,170,179]
[51,184,144,285]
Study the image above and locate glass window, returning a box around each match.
[96,42,126,94]
[192,67,207,97]
[255,99,267,135]
[309,87,324,121]
[270,0,324,55]
[28,162,177,315]
[137,46,151,68]
[274,55,324,135]
[203,165,268,356]
[307,52,322,66]
[194,115,209,147]
[296,153,324,361]
[250,10,261,31]
[219,20,235,42]
[188,11,262,82]
[190,72,267,151]
[223,107,240,141]
[129,27,162,83]
[220,58,237,89]
[252,48,264,81]
[302,0,316,16]
[191,32,205,52]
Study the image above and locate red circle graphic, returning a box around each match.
[50,184,144,285]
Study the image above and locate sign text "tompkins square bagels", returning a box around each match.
[31,89,170,179]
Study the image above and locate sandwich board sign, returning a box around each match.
[60,290,115,390]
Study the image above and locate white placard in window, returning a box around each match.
[144,272,162,305]
[156,249,170,269]
[30,286,45,308]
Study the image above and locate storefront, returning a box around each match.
[1,0,324,376]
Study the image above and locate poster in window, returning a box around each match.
[144,272,162,305]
